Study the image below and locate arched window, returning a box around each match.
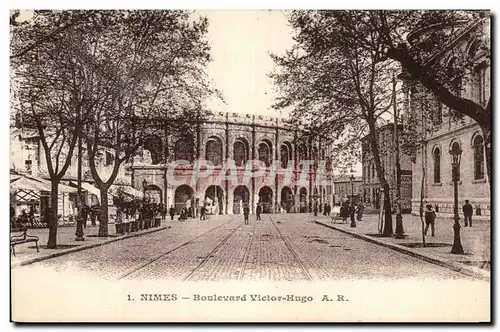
[233,139,249,167]
[372,164,375,179]
[280,144,289,168]
[175,136,194,162]
[473,135,485,180]
[280,142,293,168]
[206,137,223,166]
[433,148,441,183]
[143,135,163,165]
[258,140,272,167]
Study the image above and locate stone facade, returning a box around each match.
[332,176,363,204]
[129,112,335,215]
[405,17,490,219]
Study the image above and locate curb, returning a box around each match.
[315,220,490,282]
[12,224,172,268]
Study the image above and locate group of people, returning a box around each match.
[331,200,364,222]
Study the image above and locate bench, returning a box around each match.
[10,227,39,256]
[330,207,347,224]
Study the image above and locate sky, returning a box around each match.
[200,10,295,118]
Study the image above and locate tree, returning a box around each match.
[318,10,491,189]
[11,11,101,248]
[270,11,398,236]
[79,10,216,236]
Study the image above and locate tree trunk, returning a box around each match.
[366,116,393,237]
[47,180,59,249]
[98,187,109,237]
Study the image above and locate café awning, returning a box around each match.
[11,174,76,194]
[109,184,144,200]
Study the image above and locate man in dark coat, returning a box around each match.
[462,200,473,227]
[256,203,262,221]
[200,205,207,221]
[243,205,250,225]
[81,204,90,228]
[169,205,175,221]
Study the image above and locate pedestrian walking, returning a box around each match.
[256,203,262,221]
[169,205,175,221]
[356,202,364,221]
[243,205,250,225]
[462,200,473,227]
[90,204,99,226]
[200,205,207,221]
[339,201,349,223]
[82,204,90,228]
[349,202,355,224]
[424,204,436,236]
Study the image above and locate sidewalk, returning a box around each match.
[10,214,234,268]
[314,213,490,281]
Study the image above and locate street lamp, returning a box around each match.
[350,173,356,228]
[450,143,464,254]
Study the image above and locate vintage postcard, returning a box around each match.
[9,9,491,322]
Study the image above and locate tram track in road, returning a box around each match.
[116,217,239,280]
[269,215,313,281]
[237,219,259,281]
[182,225,241,282]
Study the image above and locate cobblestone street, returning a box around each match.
[17,213,484,282]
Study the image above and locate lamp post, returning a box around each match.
[350,173,356,228]
[450,143,464,254]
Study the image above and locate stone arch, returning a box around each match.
[174,185,194,213]
[280,141,293,168]
[233,138,250,167]
[258,186,273,213]
[175,136,194,162]
[432,145,442,184]
[472,133,485,180]
[143,135,163,165]
[298,143,308,160]
[280,186,294,213]
[205,185,224,215]
[206,136,224,166]
[233,185,250,214]
[144,184,163,204]
[258,139,273,167]
[466,38,480,60]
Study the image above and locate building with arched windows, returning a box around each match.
[405,16,490,219]
[128,112,335,215]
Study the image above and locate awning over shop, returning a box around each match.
[109,184,144,200]
[11,174,76,194]
[69,181,102,198]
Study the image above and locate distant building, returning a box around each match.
[403,15,490,219]
[361,123,413,212]
[333,176,362,205]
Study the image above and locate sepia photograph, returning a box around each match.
[8,7,491,323]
